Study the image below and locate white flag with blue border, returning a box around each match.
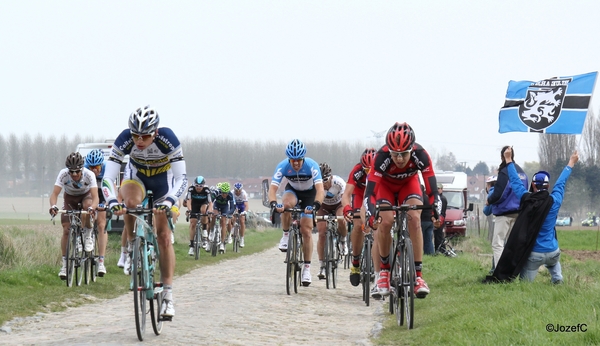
[499,71,598,134]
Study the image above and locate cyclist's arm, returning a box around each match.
[341,184,354,208]
[163,158,188,207]
[102,159,122,207]
[49,185,62,208]
[314,181,325,205]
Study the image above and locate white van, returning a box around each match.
[435,171,474,236]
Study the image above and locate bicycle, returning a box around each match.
[437,233,460,257]
[231,212,242,253]
[187,212,211,260]
[208,214,223,256]
[125,190,174,341]
[53,208,93,287]
[376,203,431,330]
[315,215,344,289]
[283,207,305,295]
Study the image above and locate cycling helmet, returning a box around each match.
[85,149,104,166]
[285,139,306,159]
[319,162,332,180]
[386,122,415,152]
[486,175,497,183]
[128,105,160,135]
[234,182,243,190]
[219,182,231,194]
[360,148,376,168]
[65,152,84,170]
[194,176,206,186]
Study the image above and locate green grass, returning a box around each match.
[0,220,281,325]
[375,234,600,345]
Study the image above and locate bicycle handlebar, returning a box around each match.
[314,215,345,221]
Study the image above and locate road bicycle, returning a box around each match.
[315,215,344,289]
[376,203,431,330]
[284,207,305,295]
[126,190,174,341]
[54,208,93,287]
[187,212,211,260]
[231,211,242,253]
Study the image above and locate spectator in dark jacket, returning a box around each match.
[421,184,435,255]
[434,183,447,253]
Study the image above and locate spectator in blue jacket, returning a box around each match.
[486,146,528,268]
[503,147,578,284]
[483,175,497,217]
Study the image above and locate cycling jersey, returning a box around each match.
[323,175,345,206]
[364,143,438,216]
[233,189,248,212]
[271,157,322,191]
[102,127,187,208]
[186,185,212,202]
[213,191,235,215]
[54,168,97,196]
[347,163,367,189]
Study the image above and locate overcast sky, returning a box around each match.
[2,1,599,170]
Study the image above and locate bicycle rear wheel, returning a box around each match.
[402,238,415,329]
[285,230,295,295]
[361,237,371,306]
[132,237,147,341]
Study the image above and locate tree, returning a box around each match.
[436,152,458,172]
[472,161,490,176]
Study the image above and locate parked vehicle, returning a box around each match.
[435,172,474,236]
[581,217,598,227]
[555,216,572,227]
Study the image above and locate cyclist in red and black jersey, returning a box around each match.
[364,122,440,299]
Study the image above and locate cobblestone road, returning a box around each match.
[1,239,384,345]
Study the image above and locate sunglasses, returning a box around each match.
[390,150,411,158]
[89,165,101,170]
[69,169,82,175]
[131,133,153,142]
[323,176,331,183]
[289,158,304,163]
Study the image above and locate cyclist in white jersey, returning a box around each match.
[232,182,249,247]
[268,139,325,286]
[49,152,99,280]
[315,163,349,280]
[102,105,187,319]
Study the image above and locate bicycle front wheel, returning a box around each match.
[150,249,163,335]
[66,227,77,287]
[90,228,98,282]
[402,239,415,330]
[75,233,84,287]
[132,237,147,341]
[361,238,372,306]
[285,230,295,295]
[194,225,201,260]
[325,231,332,289]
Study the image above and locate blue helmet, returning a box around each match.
[85,149,104,166]
[128,105,159,135]
[194,176,205,186]
[234,182,243,190]
[285,139,306,159]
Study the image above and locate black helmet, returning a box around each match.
[65,152,84,170]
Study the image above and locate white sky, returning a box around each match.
[2,1,599,169]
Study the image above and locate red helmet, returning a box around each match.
[360,148,376,168]
[386,122,415,152]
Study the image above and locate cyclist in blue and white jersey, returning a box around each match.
[84,149,109,277]
[102,105,187,319]
[315,162,348,280]
[268,139,325,286]
[232,182,249,247]
[210,182,235,253]
[49,152,99,280]
[183,175,213,255]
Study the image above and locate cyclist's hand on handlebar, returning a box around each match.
[49,205,59,217]
[275,203,284,213]
[97,203,106,211]
[304,205,314,214]
[87,206,96,218]
[343,205,353,222]
[154,204,170,215]
[367,215,379,230]
[110,203,126,215]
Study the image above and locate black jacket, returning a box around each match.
[483,190,553,283]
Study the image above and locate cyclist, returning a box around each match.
[364,122,439,299]
[84,149,109,276]
[49,152,99,280]
[316,162,348,280]
[232,182,249,247]
[102,105,187,319]
[268,139,325,286]
[210,182,235,253]
[183,176,213,255]
[342,148,379,287]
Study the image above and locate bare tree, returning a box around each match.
[538,133,577,168]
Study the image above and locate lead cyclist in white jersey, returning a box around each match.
[268,139,325,286]
[102,105,188,319]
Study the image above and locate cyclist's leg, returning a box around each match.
[278,191,297,251]
[120,180,145,242]
[81,192,95,251]
[335,204,348,254]
[189,200,200,247]
[374,186,394,296]
[240,212,246,237]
